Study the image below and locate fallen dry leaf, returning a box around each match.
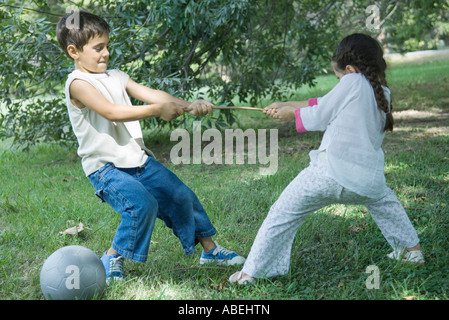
[209,279,228,291]
[59,222,86,235]
[403,296,415,300]
[217,279,227,291]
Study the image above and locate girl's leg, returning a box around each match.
[241,164,342,279]
[364,187,420,251]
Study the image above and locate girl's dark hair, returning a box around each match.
[332,33,393,131]
[57,11,110,59]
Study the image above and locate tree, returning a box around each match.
[1,0,447,148]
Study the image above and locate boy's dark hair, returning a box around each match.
[332,33,393,132]
[57,11,110,59]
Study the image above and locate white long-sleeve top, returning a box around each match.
[295,73,391,199]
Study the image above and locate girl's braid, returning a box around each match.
[353,53,394,131]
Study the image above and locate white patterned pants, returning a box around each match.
[242,157,420,279]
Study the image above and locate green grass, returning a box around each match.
[1,54,449,300]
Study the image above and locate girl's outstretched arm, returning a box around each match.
[263,100,309,121]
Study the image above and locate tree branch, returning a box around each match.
[0,4,64,17]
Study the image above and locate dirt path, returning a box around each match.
[385,48,449,64]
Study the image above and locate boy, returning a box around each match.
[56,11,245,283]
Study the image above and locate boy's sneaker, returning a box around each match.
[387,249,425,264]
[200,241,246,266]
[100,252,125,284]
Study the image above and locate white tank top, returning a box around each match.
[64,69,153,176]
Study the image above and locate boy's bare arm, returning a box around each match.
[69,79,185,121]
[126,78,213,116]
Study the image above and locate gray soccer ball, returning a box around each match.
[40,245,106,300]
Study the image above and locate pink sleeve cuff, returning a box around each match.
[295,108,307,133]
[308,98,318,106]
[295,98,317,132]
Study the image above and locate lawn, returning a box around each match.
[0,53,448,301]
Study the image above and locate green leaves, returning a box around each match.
[1,0,448,148]
[0,97,75,150]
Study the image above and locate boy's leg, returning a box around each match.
[241,164,342,279]
[138,157,245,265]
[89,163,159,263]
[198,237,217,253]
[136,157,217,255]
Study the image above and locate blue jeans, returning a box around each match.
[88,157,217,263]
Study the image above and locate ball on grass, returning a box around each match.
[40,245,106,300]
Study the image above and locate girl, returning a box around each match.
[229,33,423,285]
